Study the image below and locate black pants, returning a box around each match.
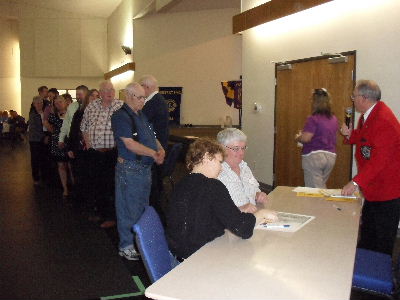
[149,163,166,224]
[70,150,93,209]
[29,141,46,182]
[358,197,400,255]
[86,148,117,220]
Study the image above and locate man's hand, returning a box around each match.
[153,150,165,165]
[340,123,352,138]
[58,142,65,149]
[342,181,358,196]
[255,192,269,204]
[239,203,258,214]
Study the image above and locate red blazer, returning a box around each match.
[346,101,400,201]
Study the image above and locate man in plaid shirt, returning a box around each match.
[81,81,123,228]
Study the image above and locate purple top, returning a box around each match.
[302,114,338,155]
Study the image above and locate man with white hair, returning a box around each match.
[139,75,170,220]
[111,82,165,260]
[341,79,400,255]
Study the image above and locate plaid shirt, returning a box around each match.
[80,98,123,149]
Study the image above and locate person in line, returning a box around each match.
[28,96,46,185]
[48,95,72,197]
[217,128,268,213]
[139,75,170,220]
[295,88,338,188]
[80,81,123,228]
[167,138,276,261]
[111,82,165,260]
[341,80,400,255]
[58,85,89,149]
[66,88,99,219]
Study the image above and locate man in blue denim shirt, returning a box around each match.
[111,82,165,260]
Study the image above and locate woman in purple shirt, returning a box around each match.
[295,88,339,188]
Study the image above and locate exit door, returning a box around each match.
[274,52,355,188]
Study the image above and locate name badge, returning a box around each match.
[361,145,371,160]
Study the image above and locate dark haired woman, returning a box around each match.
[167,138,276,261]
[295,88,339,188]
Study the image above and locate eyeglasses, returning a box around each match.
[350,94,362,101]
[224,145,248,152]
[313,88,328,96]
[133,95,147,101]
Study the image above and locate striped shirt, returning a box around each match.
[218,161,261,207]
[80,98,123,149]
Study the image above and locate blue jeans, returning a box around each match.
[115,159,152,250]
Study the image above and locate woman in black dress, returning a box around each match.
[167,138,276,260]
[48,95,71,197]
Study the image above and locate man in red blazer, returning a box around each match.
[341,80,400,255]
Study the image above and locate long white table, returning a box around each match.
[145,186,361,300]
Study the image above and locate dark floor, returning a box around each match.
[0,138,397,300]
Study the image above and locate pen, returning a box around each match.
[333,204,342,211]
[262,224,290,228]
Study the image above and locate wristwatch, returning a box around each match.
[352,181,358,187]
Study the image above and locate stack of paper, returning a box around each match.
[292,187,358,201]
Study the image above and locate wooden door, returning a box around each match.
[274,53,355,188]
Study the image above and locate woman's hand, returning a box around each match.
[255,192,269,204]
[254,209,278,225]
[239,203,258,214]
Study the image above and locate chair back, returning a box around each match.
[161,143,183,178]
[352,248,393,295]
[132,206,179,283]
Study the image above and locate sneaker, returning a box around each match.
[119,248,140,261]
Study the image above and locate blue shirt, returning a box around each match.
[111,103,157,165]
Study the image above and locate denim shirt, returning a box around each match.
[111,103,157,165]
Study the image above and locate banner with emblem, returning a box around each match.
[159,87,182,126]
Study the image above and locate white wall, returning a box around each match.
[242,0,400,185]
[133,8,242,125]
[0,18,21,113]
[0,1,108,117]
[107,0,134,92]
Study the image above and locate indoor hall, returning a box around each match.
[1,0,400,299]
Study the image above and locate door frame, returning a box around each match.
[272,50,357,188]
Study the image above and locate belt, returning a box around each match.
[117,156,144,163]
[95,147,115,153]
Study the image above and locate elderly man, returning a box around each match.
[111,82,165,260]
[80,81,123,228]
[58,85,89,148]
[140,75,170,220]
[341,80,400,255]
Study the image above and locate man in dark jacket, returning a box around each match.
[140,75,170,222]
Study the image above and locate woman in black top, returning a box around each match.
[167,138,274,260]
[48,95,70,197]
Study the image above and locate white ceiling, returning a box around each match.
[9,0,123,18]
[162,0,240,13]
[2,0,240,19]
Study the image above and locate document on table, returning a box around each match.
[255,212,315,232]
[292,187,357,200]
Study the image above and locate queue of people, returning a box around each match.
[23,78,400,266]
